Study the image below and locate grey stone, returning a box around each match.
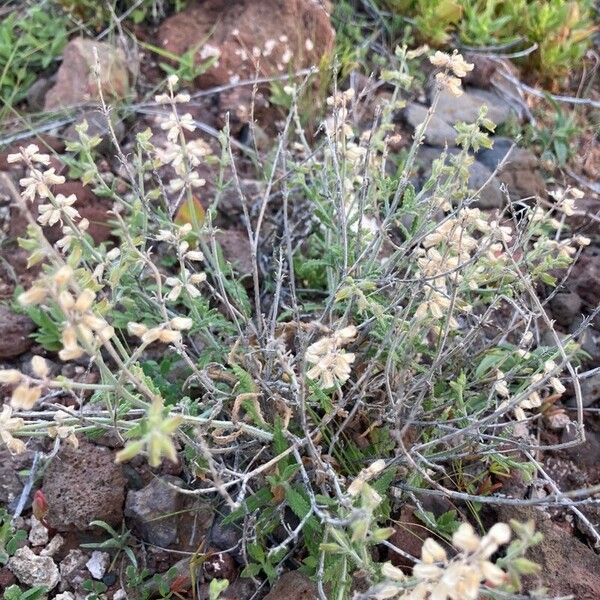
[27,76,55,111]
[476,138,538,172]
[550,292,583,327]
[59,549,87,593]
[467,160,504,209]
[40,534,64,557]
[8,546,60,590]
[28,515,49,547]
[416,146,504,209]
[124,475,184,547]
[86,551,110,580]
[404,103,457,147]
[432,87,513,127]
[63,110,125,155]
[579,374,600,408]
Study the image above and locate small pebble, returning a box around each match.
[86,550,111,580]
[28,515,49,547]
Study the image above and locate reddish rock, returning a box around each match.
[158,0,335,123]
[497,505,600,600]
[389,505,432,569]
[0,305,36,359]
[44,38,130,110]
[264,571,318,600]
[214,229,253,277]
[43,441,126,532]
[0,566,16,588]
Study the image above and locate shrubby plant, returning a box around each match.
[0,48,585,598]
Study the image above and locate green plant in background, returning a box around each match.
[528,96,581,166]
[375,0,596,79]
[0,508,27,565]
[55,0,188,30]
[0,6,67,117]
[80,520,138,568]
[3,586,47,600]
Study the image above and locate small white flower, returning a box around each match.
[7,144,50,165]
[37,193,80,227]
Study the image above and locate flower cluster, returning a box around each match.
[549,186,584,216]
[128,316,193,345]
[413,206,515,330]
[374,522,512,599]
[0,405,25,455]
[495,358,568,421]
[305,325,357,388]
[429,50,474,97]
[155,74,211,195]
[19,266,114,362]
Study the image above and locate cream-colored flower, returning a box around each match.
[19,168,65,202]
[0,405,26,454]
[48,410,78,449]
[165,269,206,301]
[170,317,193,330]
[7,144,50,165]
[305,325,357,388]
[37,193,80,227]
[493,370,510,398]
[11,384,42,410]
[435,72,463,97]
[429,50,474,78]
[31,356,49,379]
[18,286,47,306]
[0,369,23,384]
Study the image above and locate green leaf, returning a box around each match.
[241,562,262,578]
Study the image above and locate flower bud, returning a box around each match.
[31,356,49,379]
[170,317,193,331]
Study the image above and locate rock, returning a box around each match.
[431,87,513,127]
[462,53,498,89]
[0,449,34,510]
[389,505,431,570]
[496,505,600,600]
[27,76,56,111]
[549,291,582,327]
[264,571,318,600]
[578,373,600,408]
[124,475,184,547]
[467,160,504,209]
[404,103,457,147]
[0,566,17,589]
[209,511,243,557]
[416,146,503,209]
[8,546,60,590]
[476,138,546,200]
[203,550,238,582]
[40,534,65,557]
[86,551,110,580]
[215,230,253,278]
[219,578,257,600]
[54,593,75,600]
[572,255,600,311]
[158,0,334,122]
[44,38,130,110]
[0,306,36,359]
[59,549,88,593]
[28,515,49,547]
[63,110,126,156]
[43,441,126,532]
